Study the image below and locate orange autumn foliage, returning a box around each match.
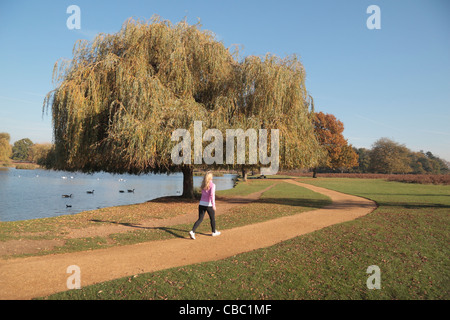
[313,112,358,170]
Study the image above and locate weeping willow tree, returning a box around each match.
[236,54,324,179]
[43,16,322,198]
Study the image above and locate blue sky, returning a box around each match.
[1,0,449,160]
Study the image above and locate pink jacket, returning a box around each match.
[200,182,216,208]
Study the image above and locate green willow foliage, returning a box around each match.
[43,17,323,174]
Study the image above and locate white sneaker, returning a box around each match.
[189,231,196,240]
[212,231,221,237]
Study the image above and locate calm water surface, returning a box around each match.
[0,168,236,222]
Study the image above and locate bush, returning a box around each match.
[386,174,450,185]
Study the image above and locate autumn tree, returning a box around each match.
[353,147,370,173]
[312,112,358,177]
[43,17,322,197]
[424,151,449,174]
[29,143,53,165]
[368,138,412,174]
[232,54,321,181]
[0,133,12,163]
[409,150,449,174]
[12,138,33,161]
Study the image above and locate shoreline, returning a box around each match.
[1,161,42,170]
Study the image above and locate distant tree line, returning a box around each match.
[306,112,449,176]
[352,138,449,175]
[1,130,448,175]
[0,133,53,166]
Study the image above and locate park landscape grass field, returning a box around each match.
[26,175,448,300]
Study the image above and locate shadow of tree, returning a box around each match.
[147,196,199,203]
[374,202,450,209]
[89,219,210,239]
[256,197,332,209]
[358,192,450,198]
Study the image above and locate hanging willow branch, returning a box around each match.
[43,16,323,174]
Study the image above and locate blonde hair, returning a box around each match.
[201,171,213,190]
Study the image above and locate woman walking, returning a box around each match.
[189,171,221,240]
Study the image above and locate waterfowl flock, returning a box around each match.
[63,188,135,208]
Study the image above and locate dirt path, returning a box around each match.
[0,180,376,300]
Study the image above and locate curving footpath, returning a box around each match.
[0,180,376,300]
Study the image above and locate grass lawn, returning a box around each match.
[41,177,449,300]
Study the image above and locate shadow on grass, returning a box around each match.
[89,219,210,239]
[147,196,199,203]
[359,193,450,197]
[90,219,144,228]
[247,175,295,180]
[256,197,332,209]
[374,202,450,209]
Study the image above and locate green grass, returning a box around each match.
[41,178,450,300]
[216,178,276,196]
[297,177,450,207]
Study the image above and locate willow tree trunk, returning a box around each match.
[241,166,248,182]
[181,165,194,199]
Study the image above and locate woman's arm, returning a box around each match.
[210,183,216,210]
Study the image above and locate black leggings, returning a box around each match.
[192,205,216,233]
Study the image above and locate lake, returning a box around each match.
[0,168,236,222]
